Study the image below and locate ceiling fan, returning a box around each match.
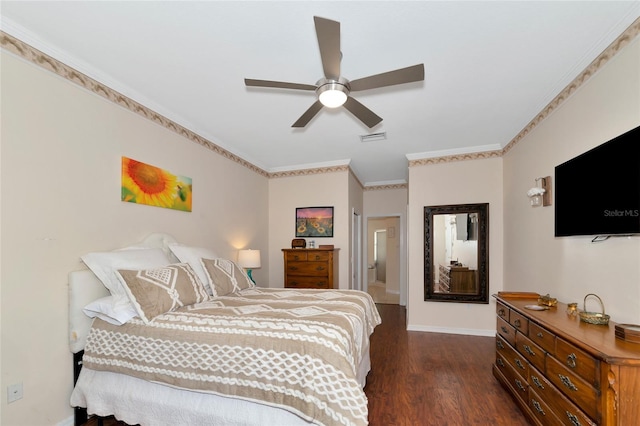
[245,16,425,128]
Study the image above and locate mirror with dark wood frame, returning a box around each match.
[424,203,489,303]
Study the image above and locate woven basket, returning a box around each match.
[579,293,610,325]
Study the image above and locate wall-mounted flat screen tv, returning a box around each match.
[554,125,640,237]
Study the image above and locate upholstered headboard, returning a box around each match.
[68,270,108,353]
[68,233,178,353]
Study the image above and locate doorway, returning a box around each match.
[366,216,400,304]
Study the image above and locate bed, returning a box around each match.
[69,234,381,426]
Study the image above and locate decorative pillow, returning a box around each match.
[116,263,209,323]
[83,296,139,325]
[81,248,174,305]
[167,244,219,294]
[200,258,255,297]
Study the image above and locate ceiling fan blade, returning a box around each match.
[314,16,341,80]
[292,100,324,128]
[343,97,382,128]
[349,64,425,92]
[245,79,316,91]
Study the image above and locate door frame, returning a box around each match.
[364,211,407,306]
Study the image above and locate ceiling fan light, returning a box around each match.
[317,82,348,108]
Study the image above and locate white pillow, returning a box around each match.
[168,244,219,292]
[81,247,173,305]
[83,296,138,325]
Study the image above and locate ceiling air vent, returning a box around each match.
[359,132,387,143]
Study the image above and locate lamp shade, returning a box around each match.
[316,81,348,108]
[237,249,261,269]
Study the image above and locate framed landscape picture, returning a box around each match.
[296,207,334,237]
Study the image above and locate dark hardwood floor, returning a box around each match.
[84,304,529,426]
[365,303,529,426]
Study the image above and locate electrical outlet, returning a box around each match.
[7,383,23,403]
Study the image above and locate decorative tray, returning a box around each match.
[615,324,640,344]
[497,291,540,299]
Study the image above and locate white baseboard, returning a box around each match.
[406,324,495,337]
[56,415,74,426]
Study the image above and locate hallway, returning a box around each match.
[367,281,400,304]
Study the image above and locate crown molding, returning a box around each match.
[502,16,640,155]
[0,30,271,179]
[410,16,640,167]
[407,144,502,162]
[268,164,350,179]
[3,14,639,186]
[364,183,408,191]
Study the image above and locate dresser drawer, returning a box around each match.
[509,310,529,335]
[285,251,307,261]
[496,301,510,322]
[516,332,545,373]
[528,322,556,356]
[529,388,563,426]
[497,316,516,347]
[495,352,528,404]
[497,333,529,381]
[546,355,599,421]
[530,365,596,426]
[306,251,331,261]
[556,338,598,388]
[286,261,329,276]
[285,276,330,289]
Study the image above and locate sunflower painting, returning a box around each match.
[121,157,192,212]
[296,207,334,237]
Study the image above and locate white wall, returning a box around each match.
[503,37,640,324]
[268,171,352,289]
[1,51,269,425]
[407,157,504,335]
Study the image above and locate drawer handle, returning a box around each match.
[515,379,526,392]
[566,411,581,426]
[536,332,544,338]
[496,358,505,367]
[294,256,300,260]
[566,353,577,369]
[531,375,544,390]
[496,340,504,350]
[315,266,326,271]
[558,374,578,392]
[515,358,525,370]
[501,326,509,334]
[498,308,506,317]
[290,266,299,271]
[314,255,320,260]
[514,319,521,327]
[532,399,545,416]
[523,345,536,357]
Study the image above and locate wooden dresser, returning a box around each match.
[282,248,339,289]
[493,294,640,426]
[438,264,477,293]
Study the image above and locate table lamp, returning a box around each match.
[238,249,261,284]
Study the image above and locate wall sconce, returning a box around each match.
[527,176,551,207]
[237,249,261,284]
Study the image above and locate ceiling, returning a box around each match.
[2,1,639,186]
